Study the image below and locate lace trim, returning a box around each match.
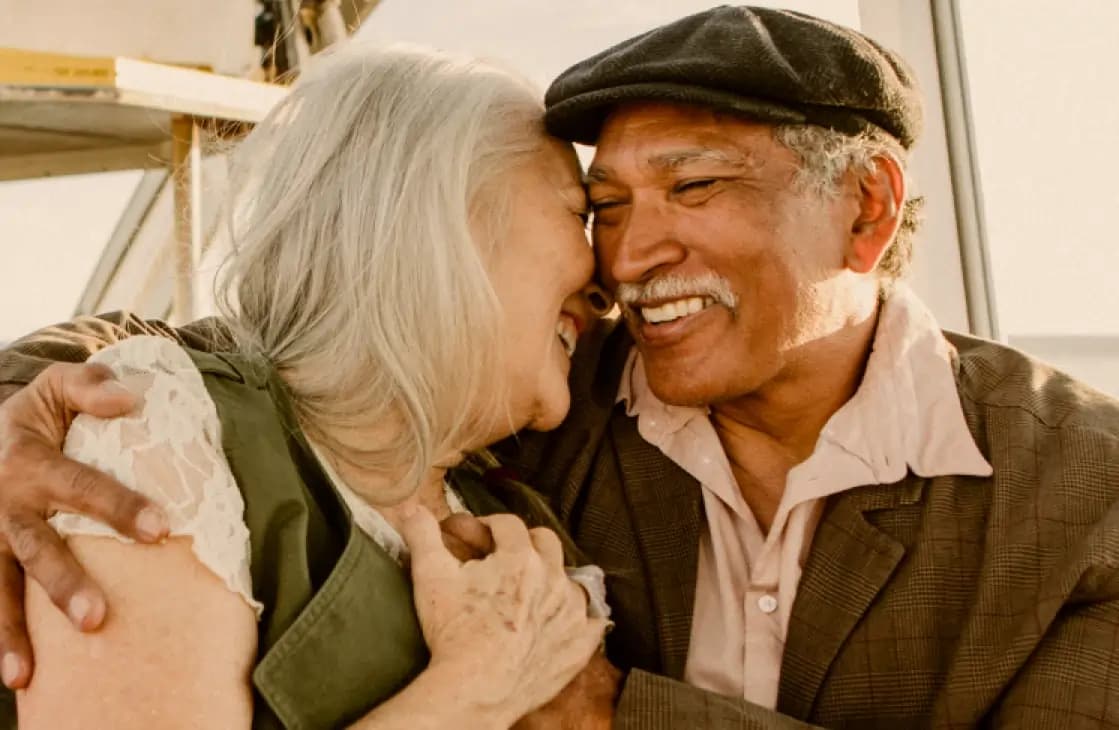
[52,337,263,617]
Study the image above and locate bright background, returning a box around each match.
[2,0,1117,394]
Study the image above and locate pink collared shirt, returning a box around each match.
[616,285,994,709]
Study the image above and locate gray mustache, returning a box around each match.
[616,274,738,310]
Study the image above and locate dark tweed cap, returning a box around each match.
[544,5,923,149]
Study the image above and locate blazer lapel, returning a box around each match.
[778,481,921,718]
[610,412,704,679]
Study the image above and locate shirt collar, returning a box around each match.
[616,284,992,482]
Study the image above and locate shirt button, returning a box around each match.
[757,594,778,614]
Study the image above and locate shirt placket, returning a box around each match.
[741,526,784,707]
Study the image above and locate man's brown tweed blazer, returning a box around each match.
[1,314,1118,729]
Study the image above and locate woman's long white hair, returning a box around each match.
[215,43,547,500]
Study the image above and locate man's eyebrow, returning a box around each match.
[648,148,754,171]
[584,148,756,185]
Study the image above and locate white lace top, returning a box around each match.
[53,336,609,621]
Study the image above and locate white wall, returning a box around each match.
[357,1,860,90]
[859,0,971,333]
[0,171,140,339]
[0,0,257,75]
[1007,336,1119,398]
[958,1,1119,338]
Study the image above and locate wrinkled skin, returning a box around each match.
[440,514,620,730]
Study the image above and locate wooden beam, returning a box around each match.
[0,141,170,180]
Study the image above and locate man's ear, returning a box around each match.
[845,154,905,274]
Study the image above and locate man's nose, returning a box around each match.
[604,201,687,285]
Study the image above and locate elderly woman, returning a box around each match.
[8,44,611,729]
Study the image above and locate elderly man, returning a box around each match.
[0,6,1117,728]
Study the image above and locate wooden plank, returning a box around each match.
[0,47,116,88]
[0,142,171,181]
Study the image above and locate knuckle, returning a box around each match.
[39,363,77,394]
[530,526,561,550]
[488,513,519,531]
[3,458,49,501]
[528,525,557,541]
[109,492,146,525]
[0,431,32,471]
[0,613,26,642]
[565,582,589,612]
[39,362,71,381]
[64,466,102,505]
[6,517,46,566]
[80,363,114,384]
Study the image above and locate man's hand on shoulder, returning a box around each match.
[0,362,169,688]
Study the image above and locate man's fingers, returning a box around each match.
[441,513,495,557]
[49,362,136,419]
[0,552,31,689]
[440,530,485,562]
[478,513,532,554]
[44,454,167,543]
[3,513,105,631]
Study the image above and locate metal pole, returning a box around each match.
[315,0,349,48]
[171,115,200,324]
[930,0,1001,340]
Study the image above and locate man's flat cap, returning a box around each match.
[544,5,923,148]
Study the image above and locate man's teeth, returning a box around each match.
[556,319,577,357]
[640,296,713,324]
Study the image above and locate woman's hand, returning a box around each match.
[0,363,169,687]
[400,509,608,728]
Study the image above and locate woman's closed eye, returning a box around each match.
[589,200,625,227]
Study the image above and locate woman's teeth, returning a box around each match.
[556,319,578,357]
[640,296,713,324]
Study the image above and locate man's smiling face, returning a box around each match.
[587,102,857,408]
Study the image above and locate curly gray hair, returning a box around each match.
[775,124,924,296]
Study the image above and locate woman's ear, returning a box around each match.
[845,154,906,274]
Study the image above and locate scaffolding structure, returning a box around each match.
[1,1,382,322]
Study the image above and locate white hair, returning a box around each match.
[775,124,923,291]
[214,43,548,495]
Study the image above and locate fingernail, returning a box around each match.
[68,593,103,629]
[135,507,168,541]
[1,653,23,687]
[101,380,133,398]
